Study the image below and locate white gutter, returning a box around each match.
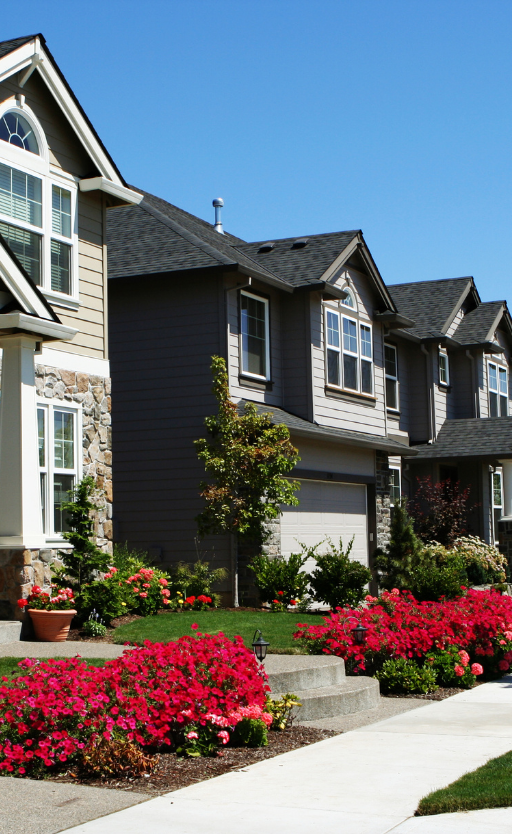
[0,312,77,342]
[79,177,143,206]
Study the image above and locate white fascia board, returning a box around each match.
[0,312,77,341]
[0,38,126,186]
[0,243,53,319]
[79,177,143,205]
[39,345,110,377]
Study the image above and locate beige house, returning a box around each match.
[0,34,141,618]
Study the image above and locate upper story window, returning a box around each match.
[488,361,508,417]
[438,348,449,386]
[384,343,399,411]
[325,307,373,395]
[0,103,78,304]
[240,290,270,380]
[0,112,39,154]
[341,288,355,308]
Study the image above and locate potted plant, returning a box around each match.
[18,586,77,642]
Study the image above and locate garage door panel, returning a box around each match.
[280,480,368,569]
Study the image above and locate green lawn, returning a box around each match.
[113,610,323,653]
[0,657,107,681]
[417,750,512,815]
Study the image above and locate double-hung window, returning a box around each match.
[384,344,399,410]
[240,291,270,379]
[488,362,508,417]
[38,404,79,537]
[0,106,77,303]
[493,469,503,544]
[389,467,401,506]
[438,349,449,386]
[325,308,373,394]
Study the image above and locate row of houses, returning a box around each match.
[0,34,510,613]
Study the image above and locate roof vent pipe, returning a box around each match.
[212,198,224,234]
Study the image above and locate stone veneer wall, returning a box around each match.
[0,365,112,620]
[375,451,392,551]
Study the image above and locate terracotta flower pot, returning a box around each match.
[28,609,77,642]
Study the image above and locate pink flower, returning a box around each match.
[454,665,465,677]
[471,663,483,675]
[498,660,510,671]
[217,730,229,744]
[458,650,470,666]
[504,632,512,640]
[139,592,148,598]
[391,588,400,595]
[186,731,198,740]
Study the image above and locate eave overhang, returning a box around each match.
[0,311,76,341]
[79,178,143,207]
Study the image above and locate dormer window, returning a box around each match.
[0,103,78,305]
[488,362,508,417]
[0,111,39,154]
[341,288,355,308]
[240,290,270,380]
[325,307,373,395]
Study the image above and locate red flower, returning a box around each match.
[17,600,28,608]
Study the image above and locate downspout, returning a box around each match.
[224,276,252,608]
[466,350,480,418]
[421,344,436,442]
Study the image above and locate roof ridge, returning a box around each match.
[241,229,361,246]
[388,276,472,289]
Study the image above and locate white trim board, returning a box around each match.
[37,346,110,377]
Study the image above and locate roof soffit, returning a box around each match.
[0,36,140,201]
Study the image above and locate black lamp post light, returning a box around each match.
[342,617,368,646]
[252,629,270,663]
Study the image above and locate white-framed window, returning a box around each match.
[389,467,401,506]
[240,290,270,380]
[493,469,503,544]
[384,343,399,410]
[438,348,449,386]
[0,101,78,306]
[325,307,373,395]
[488,361,508,417]
[340,287,355,308]
[37,402,80,538]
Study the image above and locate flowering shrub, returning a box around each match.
[451,537,508,585]
[0,631,271,776]
[294,588,512,679]
[269,591,299,612]
[17,586,75,611]
[425,646,479,689]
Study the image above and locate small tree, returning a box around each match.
[374,499,425,591]
[410,477,473,547]
[52,476,110,592]
[194,356,300,542]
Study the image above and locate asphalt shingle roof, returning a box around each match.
[235,231,359,287]
[452,301,504,346]
[238,400,417,456]
[108,190,292,288]
[412,417,512,460]
[388,277,472,340]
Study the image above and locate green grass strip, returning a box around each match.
[417,750,512,815]
[0,656,107,681]
[113,609,322,653]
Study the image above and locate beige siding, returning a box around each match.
[294,437,375,477]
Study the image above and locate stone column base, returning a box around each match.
[0,548,63,620]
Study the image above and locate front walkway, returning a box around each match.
[56,674,512,834]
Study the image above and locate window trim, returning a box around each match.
[384,342,399,412]
[0,103,79,307]
[324,305,374,396]
[389,466,401,507]
[488,360,508,417]
[438,348,450,387]
[239,289,271,381]
[37,399,82,543]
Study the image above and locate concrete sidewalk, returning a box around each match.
[56,674,512,834]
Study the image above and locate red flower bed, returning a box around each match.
[0,631,269,776]
[294,589,512,674]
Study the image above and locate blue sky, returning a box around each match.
[3,1,512,299]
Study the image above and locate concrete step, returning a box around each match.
[265,654,345,693]
[290,677,381,721]
[0,622,22,643]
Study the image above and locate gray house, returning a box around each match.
[107,193,512,602]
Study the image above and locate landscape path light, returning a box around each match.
[341,616,368,646]
[252,629,270,663]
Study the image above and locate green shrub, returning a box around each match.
[375,500,426,592]
[82,616,107,638]
[169,559,226,606]
[80,577,130,624]
[408,552,468,601]
[451,536,508,585]
[309,538,372,609]
[249,551,310,606]
[230,718,268,748]
[425,647,477,688]
[375,657,438,694]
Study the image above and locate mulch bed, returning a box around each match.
[385,681,485,701]
[68,614,142,644]
[48,726,337,796]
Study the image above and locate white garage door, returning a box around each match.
[280,480,369,571]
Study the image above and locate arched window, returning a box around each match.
[0,111,39,154]
[341,287,355,308]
